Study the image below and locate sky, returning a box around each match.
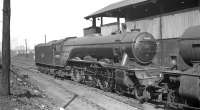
[0,0,122,50]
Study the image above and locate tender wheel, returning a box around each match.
[71,68,83,82]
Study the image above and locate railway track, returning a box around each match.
[11,64,107,110]
[12,59,164,110]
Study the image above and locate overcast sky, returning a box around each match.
[0,0,122,50]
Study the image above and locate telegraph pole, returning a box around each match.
[45,34,46,44]
[25,39,28,57]
[0,0,11,96]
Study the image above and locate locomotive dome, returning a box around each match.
[179,25,200,66]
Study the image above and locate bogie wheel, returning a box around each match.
[134,86,145,102]
[71,68,83,83]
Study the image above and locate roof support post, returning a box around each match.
[100,17,103,26]
[158,3,164,66]
[117,17,120,32]
[92,17,96,27]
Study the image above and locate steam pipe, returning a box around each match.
[121,53,128,66]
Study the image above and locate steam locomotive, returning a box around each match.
[35,26,200,109]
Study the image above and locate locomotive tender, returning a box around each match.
[35,26,200,109]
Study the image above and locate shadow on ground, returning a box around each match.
[12,90,43,99]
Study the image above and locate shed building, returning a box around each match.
[84,0,200,70]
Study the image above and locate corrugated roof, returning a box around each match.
[85,0,148,19]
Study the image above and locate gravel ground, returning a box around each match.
[12,65,139,110]
[0,68,57,110]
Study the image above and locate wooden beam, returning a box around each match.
[0,0,11,96]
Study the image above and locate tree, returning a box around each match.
[0,0,11,96]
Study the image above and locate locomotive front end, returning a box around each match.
[116,32,162,101]
[123,32,157,65]
[132,32,157,65]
